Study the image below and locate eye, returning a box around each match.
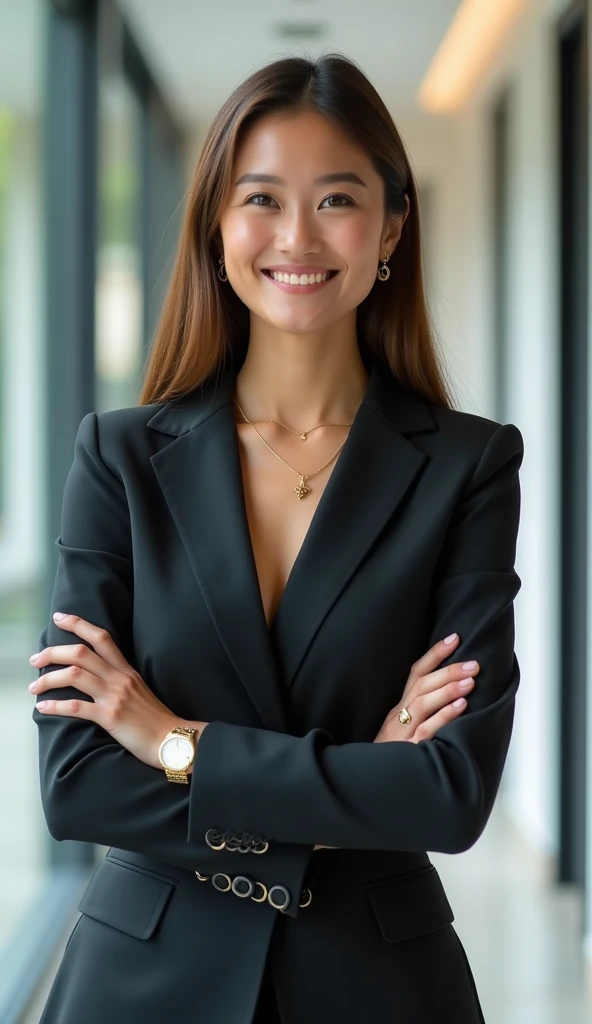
[244,193,278,207]
[321,194,354,208]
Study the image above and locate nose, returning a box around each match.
[276,205,320,255]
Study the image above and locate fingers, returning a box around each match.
[407,673,476,724]
[34,695,99,721]
[51,613,131,672]
[403,634,464,701]
[376,632,479,743]
[29,613,131,681]
[406,633,459,687]
[30,642,111,682]
[29,666,103,698]
[407,698,468,744]
[420,658,480,696]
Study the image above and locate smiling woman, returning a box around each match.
[33,51,522,1024]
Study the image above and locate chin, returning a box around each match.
[261,309,337,335]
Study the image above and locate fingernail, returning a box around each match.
[462,660,477,671]
[452,697,466,707]
[459,677,474,689]
[443,633,458,644]
[53,612,67,621]
[36,701,47,710]
[28,682,37,690]
[29,654,40,663]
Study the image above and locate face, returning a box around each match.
[217,108,409,336]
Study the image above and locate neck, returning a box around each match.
[234,317,369,426]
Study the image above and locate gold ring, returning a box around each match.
[398,707,412,726]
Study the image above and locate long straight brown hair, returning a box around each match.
[138,52,453,409]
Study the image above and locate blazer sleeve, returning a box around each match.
[32,412,312,898]
[187,421,524,855]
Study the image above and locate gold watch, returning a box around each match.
[158,726,198,783]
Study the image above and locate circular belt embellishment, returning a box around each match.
[251,840,269,854]
[231,875,255,898]
[212,872,232,893]
[299,888,312,908]
[195,871,210,882]
[205,828,226,851]
[251,881,268,903]
[267,884,291,912]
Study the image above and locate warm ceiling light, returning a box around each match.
[418,0,537,112]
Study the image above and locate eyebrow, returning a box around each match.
[234,171,367,188]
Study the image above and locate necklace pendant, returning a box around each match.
[300,432,308,441]
[294,477,311,499]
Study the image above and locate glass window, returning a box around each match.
[0,0,47,957]
[96,71,144,412]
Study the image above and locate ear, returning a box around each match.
[381,194,410,257]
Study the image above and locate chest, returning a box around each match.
[236,423,343,628]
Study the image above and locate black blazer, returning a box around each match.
[34,350,523,1024]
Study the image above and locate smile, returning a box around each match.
[261,268,339,293]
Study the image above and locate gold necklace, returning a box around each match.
[234,398,349,499]
[233,400,352,441]
[264,416,353,441]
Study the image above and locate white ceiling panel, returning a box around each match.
[117,0,461,125]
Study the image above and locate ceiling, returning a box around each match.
[118,0,462,127]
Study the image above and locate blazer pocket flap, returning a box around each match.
[78,856,177,940]
[365,865,454,943]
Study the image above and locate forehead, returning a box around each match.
[232,109,376,180]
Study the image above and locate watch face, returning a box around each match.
[161,735,193,770]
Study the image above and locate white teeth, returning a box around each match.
[269,270,331,285]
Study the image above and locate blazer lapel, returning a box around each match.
[147,366,290,732]
[271,360,438,688]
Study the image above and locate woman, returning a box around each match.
[32,53,523,1023]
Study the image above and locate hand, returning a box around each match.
[28,613,207,770]
[374,633,479,745]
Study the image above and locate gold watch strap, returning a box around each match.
[173,726,196,740]
[164,767,190,784]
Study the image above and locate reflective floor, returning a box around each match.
[432,804,592,1023]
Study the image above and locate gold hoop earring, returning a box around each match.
[377,251,390,282]
[217,255,228,282]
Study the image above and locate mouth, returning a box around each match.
[261,268,339,291]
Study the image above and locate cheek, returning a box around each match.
[222,214,269,262]
[334,218,380,265]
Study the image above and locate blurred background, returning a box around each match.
[0,0,589,1021]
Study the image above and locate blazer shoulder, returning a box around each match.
[426,403,524,472]
[92,403,166,447]
[77,404,167,477]
[430,402,523,445]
